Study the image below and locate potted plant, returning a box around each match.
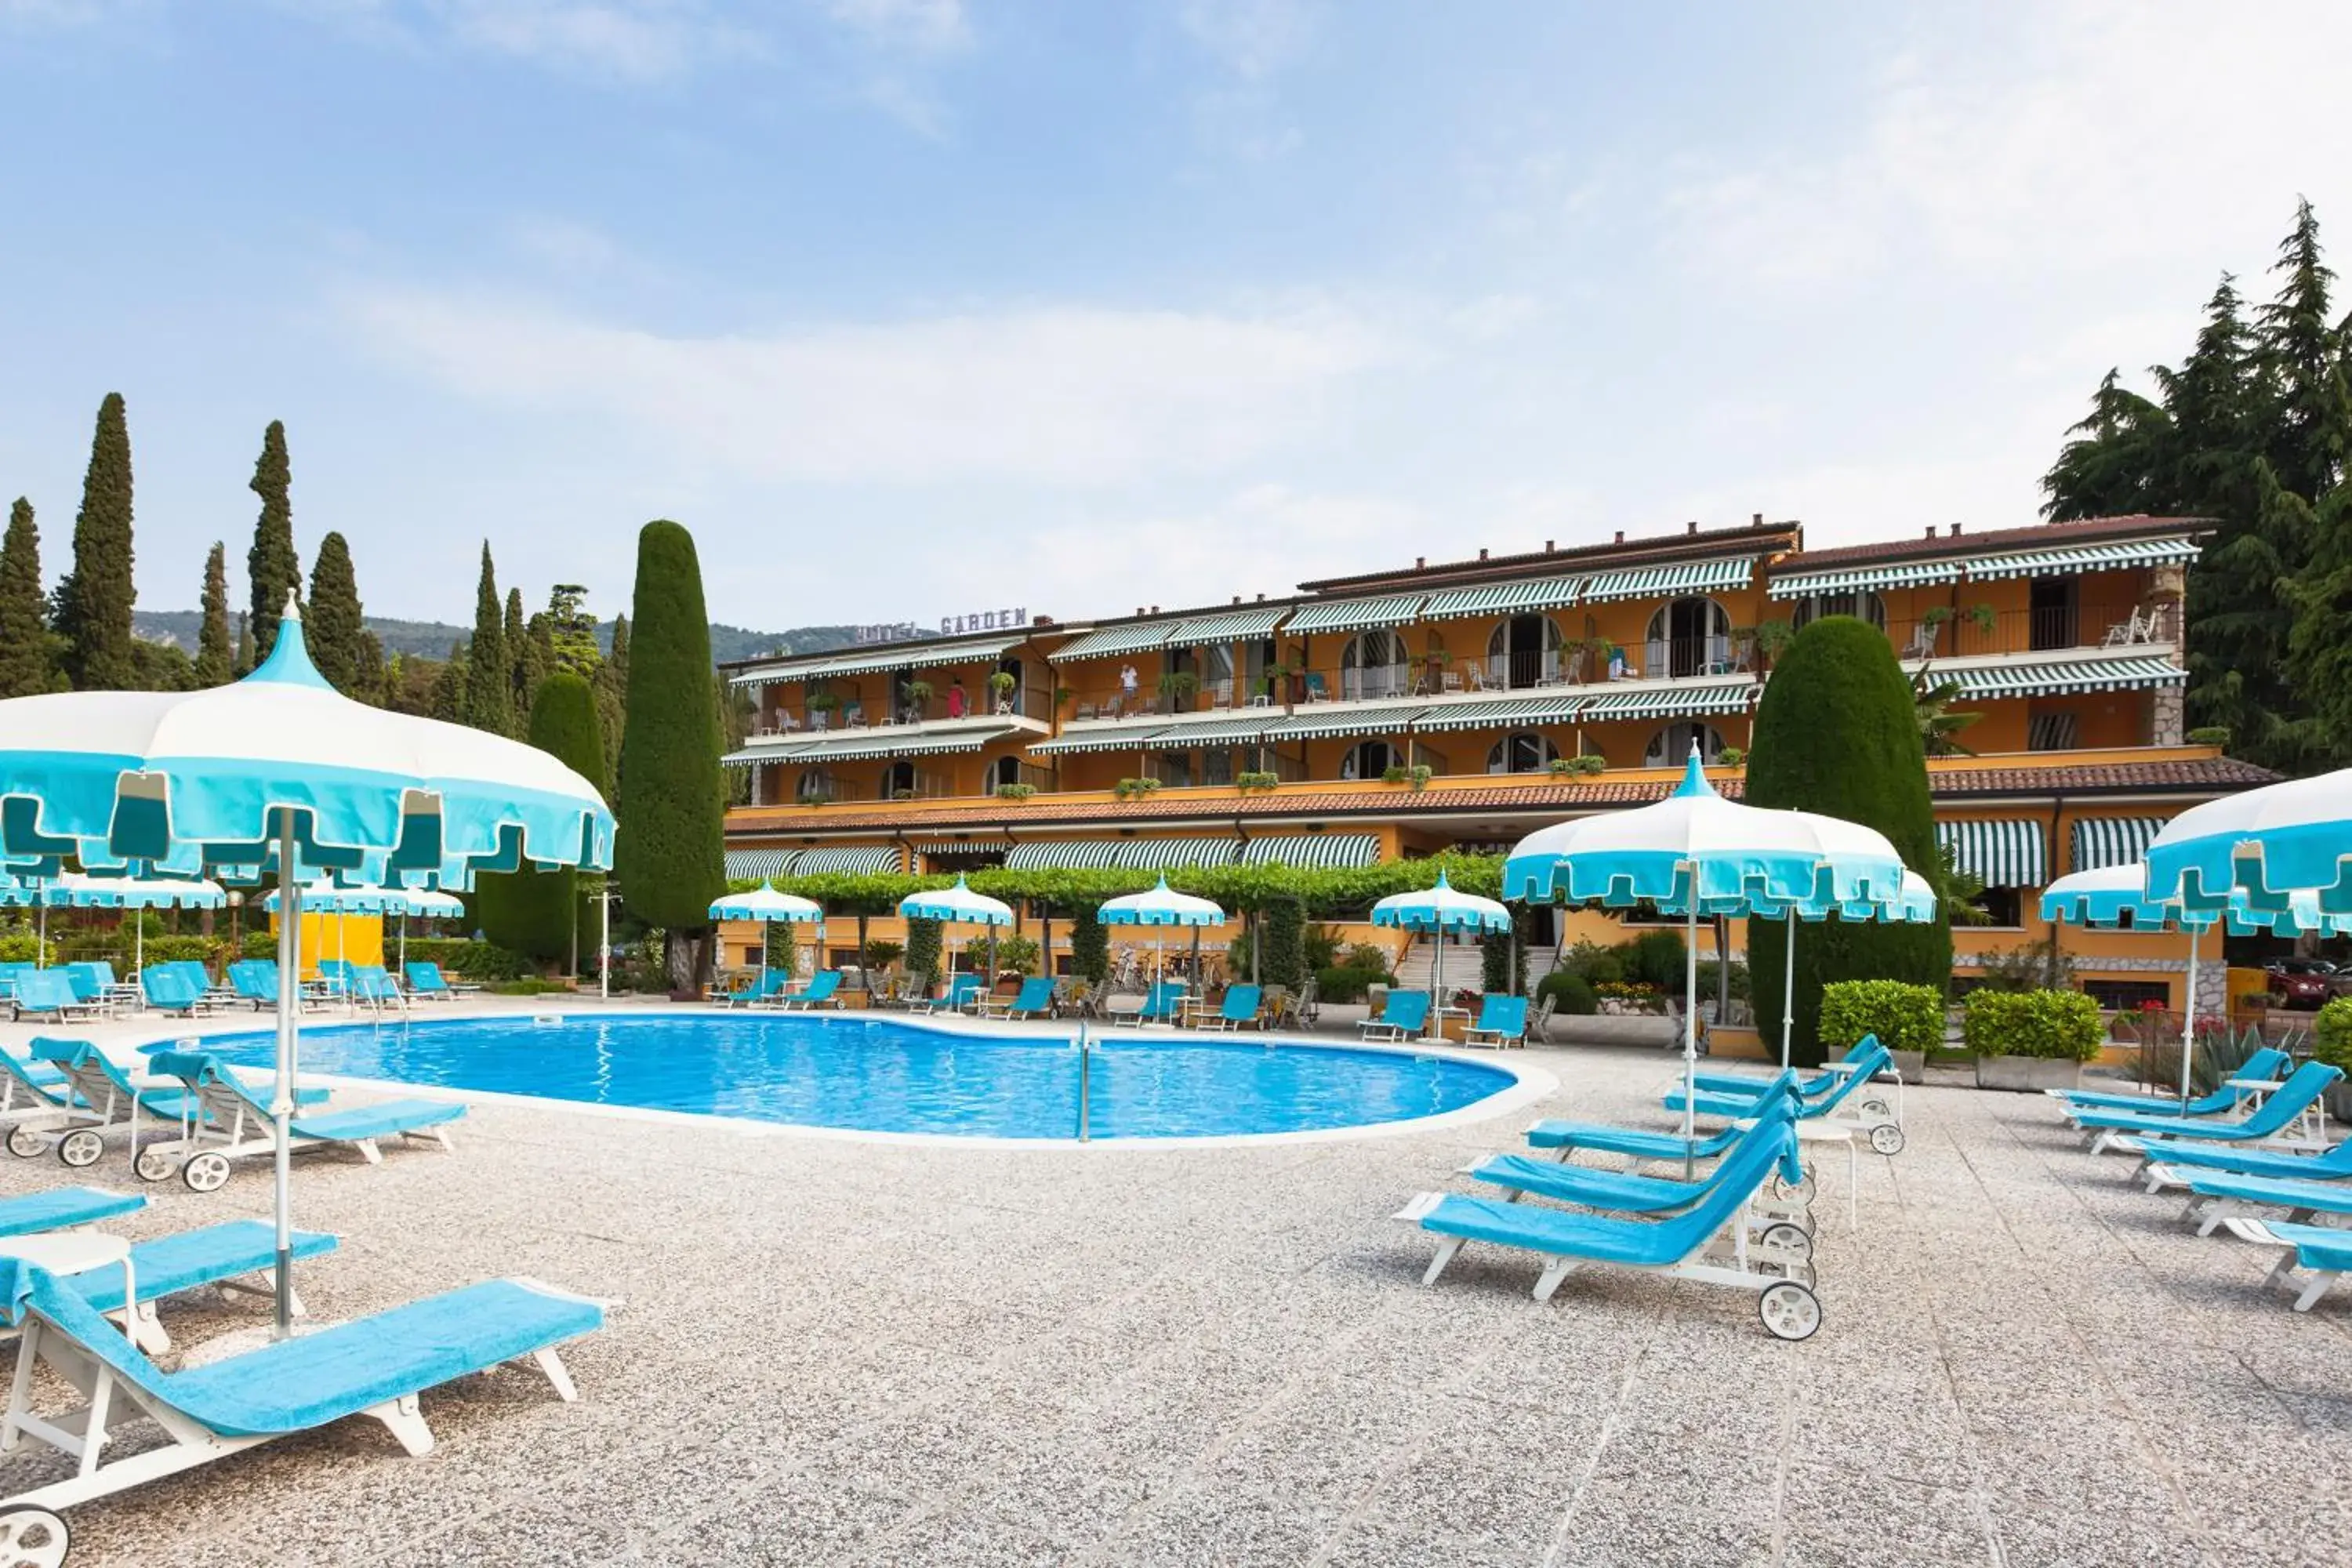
[1156,670,1200,713]
[1714,746,1746,768]
[1113,777,1163,800]
[1819,979,1943,1085]
[2186,726,2231,749]
[989,670,1018,712]
[807,688,841,714]
[1747,619,1795,670]
[1255,659,1300,707]
[993,782,1037,801]
[901,678,935,720]
[1964,988,2103,1091]
[1547,753,1606,779]
[1236,771,1279,792]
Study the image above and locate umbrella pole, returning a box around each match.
[136,913,143,978]
[271,810,299,1338]
[34,904,44,969]
[1683,875,1699,1179]
[600,890,610,1003]
[1430,925,1443,1041]
[1780,909,1796,1071]
[2181,924,2200,1108]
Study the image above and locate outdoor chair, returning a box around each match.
[0,1186,147,1240]
[2221,1217,2352,1312]
[1359,989,1430,1042]
[1529,993,1556,1044]
[2139,1132,2352,1196]
[16,971,101,1024]
[1110,980,1185,1027]
[1665,1040,1906,1154]
[2076,1060,2342,1157]
[909,975,982,1014]
[768,971,844,1011]
[981,976,1056,1020]
[404,961,464,1002]
[143,1050,463,1189]
[44,1218,342,1354]
[2051,1047,2290,1126]
[1463,994,1528,1048]
[1202,983,1263,1031]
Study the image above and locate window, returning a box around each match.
[1644,723,1726,767]
[1789,590,1886,630]
[2082,979,2171,1012]
[1197,642,1235,706]
[1341,630,1408,701]
[1969,887,2024,927]
[1484,615,1565,689]
[884,760,916,798]
[1644,597,1734,678]
[797,767,836,804]
[1486,732,1560,774]
[990,755,1022,789]
[1340,739,1396,779]
[2027,712,2079,751]
[1198,748,1235,787]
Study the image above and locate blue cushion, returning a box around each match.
[0,1186,146,1239]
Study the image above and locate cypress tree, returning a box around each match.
[194,543,234,686]
[234,613,253,675]
[614,521,725,992]
[503,586,528,716]
[245,420,300,664]
[307,532,367,696]
[55,392,137,690]
[477,672,604,965]
[0,499,54,699]
[2256,198,2350,500]
[595,613,630,789]
[1747,618,1951,1068]
[464,544,511,735]
[353,630,387,707]
[430,641,467,721]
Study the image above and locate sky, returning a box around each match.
[4,1,2352,635]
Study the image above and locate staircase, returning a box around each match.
[1390,935,1478,996]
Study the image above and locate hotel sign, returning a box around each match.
[853,608,1032,645]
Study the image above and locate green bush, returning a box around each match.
[1069,906,1108,984]
[399,937,528,982]
[2314,997,2352,1073]
[1556,940,1623,985]
[1622,930,1687,993]
[1303,923,1345,973]
[1962,989,2103,1061]
[1480,930,1525,996]
[992,934,1041,976]
[241,930,278,960]
[487,977,569,996]
[1261,898,1307,989]
[905,916,943,991]
[1695,958,1751,1003]
[1316,964,1383,1004]
[1537,971,1599,1015]
[1819,979,1946,1058]
[862,938,903,973]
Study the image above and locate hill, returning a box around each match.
[131,612,852,666]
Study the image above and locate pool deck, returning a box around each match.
[3,996,2347,1566]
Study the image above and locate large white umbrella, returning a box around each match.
[1098,876,1225,989]
[709,882,825,988]
[42,871,227,978]
[1504,750,1909,1168]
[1742,868,1940,1070]
[392,886,466,977]
[1371,871,1510,1039]
[0,598,612,1336]
[2147,768,2352,915]
[898,875,1014,996]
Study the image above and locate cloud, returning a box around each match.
[824,0,964,54]
[342,289,1396,485]
[1178,0,1318,80]
[269,1,764,82]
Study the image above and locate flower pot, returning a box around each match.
[1889,1048,1926,1085]
[1975,1054,2082,1093]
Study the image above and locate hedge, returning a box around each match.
[1537,971,1599,1015]
[2315,996,2352,1073]
[394,938,529,982]
[1962,989,2103,1062]
[1819,979,1945,1058]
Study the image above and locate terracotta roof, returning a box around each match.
[1294,521,1801,594]
[725,757,2278,841]
[1778,514,2210,573]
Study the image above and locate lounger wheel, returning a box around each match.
[1868,1123,1906,1156]
[1858,1097,1890,1120]
[133,1143,181,1183]
[0,1507,67,1568]
[182,1151,232,1193]
[1768,1171,1816,1204]
[5,1125,44,1160]
[1758,1281,1823,1342]
[1760,1221,1813,1262]
[56,1129,103,1169]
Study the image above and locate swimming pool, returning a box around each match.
[187,1013,1526,1142]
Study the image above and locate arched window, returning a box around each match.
[1644,597,1733,680]
[797,767,836,804]
[1789,590,1886,630]
[1340,739,1396,780]
[1485,732,1559,774]
[1644,723,1726,768]
[1484,615,1566,689]
[1341,630,1408,701]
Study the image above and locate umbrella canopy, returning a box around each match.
[1371,871,1511,1040]
[42,871,227,909]
[401,887,466,919]
[1098,877,1226,927]
[0,600,612,1339]
[898,875,1014,927]
[2147,768,2352,913]
[261,880,414,914]
[710,882,826,924]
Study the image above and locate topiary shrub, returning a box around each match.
[1316,964,1382,1004]
[1480,927,1526,996]
[1622,929,1688,993]
[1537,971,1599,1014]
[477,671,604,967]
[1962,988,2103,1061]
[2314,996,2352,1073]
[1261,897,1307,990]
[1556,940,1624,985]
[1748,616,1951,1066]
[904,916,942,993]
[1819,979,1945,1058]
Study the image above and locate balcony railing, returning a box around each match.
[1883,604,2169,661]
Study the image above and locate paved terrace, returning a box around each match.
[2,1001,2346,1566]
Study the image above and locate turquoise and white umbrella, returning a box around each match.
[0,599,612,1335]
[709,882,825,987]
[43,872,227,977]
[898,875,1014,993]
[1505,751,1910,1163]
[390,886,466,977]
[2147,768,2352,914]
[1099,876,1226,988]
[1372,872,1509,1039]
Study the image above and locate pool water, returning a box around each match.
[190,1013,1519,1141]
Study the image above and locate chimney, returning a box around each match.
[1686,521,1698,535]
[1923,528,1936,540]
[1751,512,1763,527]
[1255,592,1265,601]
[1544,539,1555,552]
[1613,531,1624,544]
[1415,556,1425,569]
[1231,594,1240,604]
[1149,604,1159,614]
[1478,548,1489,561]
[1137,606,1146,615]
[1948,523,1962,537]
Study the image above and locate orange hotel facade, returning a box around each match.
[717,513,2276,1019]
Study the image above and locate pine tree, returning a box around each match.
[477,672,605,965]
[353,630,387,707]
[463,544,511,735]
[54,392,137,690]
[614,521,725,991]
[2256,198,2351,500]
[430,641,467,721]
[306,532,367,696]
[594,613,630,789]
[0,499,55,699]
[194,542,234,686]
[2156,275,2263,509]
[2282,478,2352,769]
[245,420,300,664]
[546,584,601,676]
[2041,370,2172,521]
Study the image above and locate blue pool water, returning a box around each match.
[189,1013,1519,1141]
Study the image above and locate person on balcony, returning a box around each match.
[946,678,968,719]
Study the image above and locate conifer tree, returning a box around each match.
[463,544,511,735]
[2257,198,2351,499]
[431,642,467,722]
[233,613,252,675]
[194,542,234,686]
[306,532,367,696]
[245,420,300,664]
[502,586,534,722]
[2282,478,2352,769]
[353,630,387,707]
[476,672,604,966]
[54,392,136,690]
[0,499,55,699]
[2042,370,2171,522]
[594,613,630,789]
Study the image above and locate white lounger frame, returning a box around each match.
[147,1076,454,1172]
[1392,1189,1816,1305]
[2219,1217,2349,1312]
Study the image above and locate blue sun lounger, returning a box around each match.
[1359,989,1430,1042]
[404,960,463,1001]
[1201,983,1264,1032]
[143,1050,463,1190]
[1463,994,1528,1048]
[1667,1042,1906,1153]
[227,960,278,1009]
[2216,1215,2352,1312]
[1397,1101,1823,1338]
[980,976,1058,1020]
[38,1220,343,1354]
[0,1187,145,1239]
[13,971,100,1025]
[2137,1134,2352,1196]
[1523,1073,1803,1168]
[1690,1036,1884,1102]
[768,971,843,1011]
[139,966,217,1018]
[1112,980,1186,1027]
[0,1256,604,1514]
[1466,1106,1816,1242]
[722,969,793,1007]
[910,975,983,1014]
[2078,1061,2343,1156]
[2052,1047,2291,1124]
[2177,1170,2352,1236]
[24,1040,330,1174]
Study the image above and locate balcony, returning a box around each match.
[1884,604,2172,662]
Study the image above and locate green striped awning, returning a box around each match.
[1767,558,1969,599]
[728,633,1024,687]
[1581,557,1756,604]
[1168,606,1291,644]
[1421,576,1584,621]
[1238,833,1381,868]
[1004,840,1130,870]
[786,846,906,876]
[1578,681,1757,723]
[1047,619,1185,662]
[766,724,1017,763]
[1263,702,1431,742]
[1116,837,1240,871]
[1937,820,2046,888]
[1028,724,1166,755]
[2071,817,2165,873]
[913,837,1007,858]
[1945,656,2183,700]
[1965,538,2200,583]
[1283,593,1428,636]
[1145,714,1283,749]
[1413,693,1593,732]
[723,848,797,880]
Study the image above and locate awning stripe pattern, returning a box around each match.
[1577,681,1757,722]
[1003,840,1131,870]
[1047,619,1185,662]
[2071,817,2165,873]
[1027,725,1166,755]
[1937,820,2046,888]
[1147,715,1283,748]
[1421,576,1584,621]
[1412,694,1593,732]
[1238,833,1381,869]
[913,838,1007,858]
[1944,656,2184,699]
[1262,702,1432,742]
[1581,557,1756,604]
[1282,593,1429,635]
[757,725,1016,763]
[786,846,906,876]
[723,848,796,880]
[728,634,1024,687]
[1167,606,1290,644]
[1965,539,2201,582]
[1117,837,1241,870]
[1767,559,1971,598]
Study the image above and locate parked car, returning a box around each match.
[2265,956,2339,1011]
